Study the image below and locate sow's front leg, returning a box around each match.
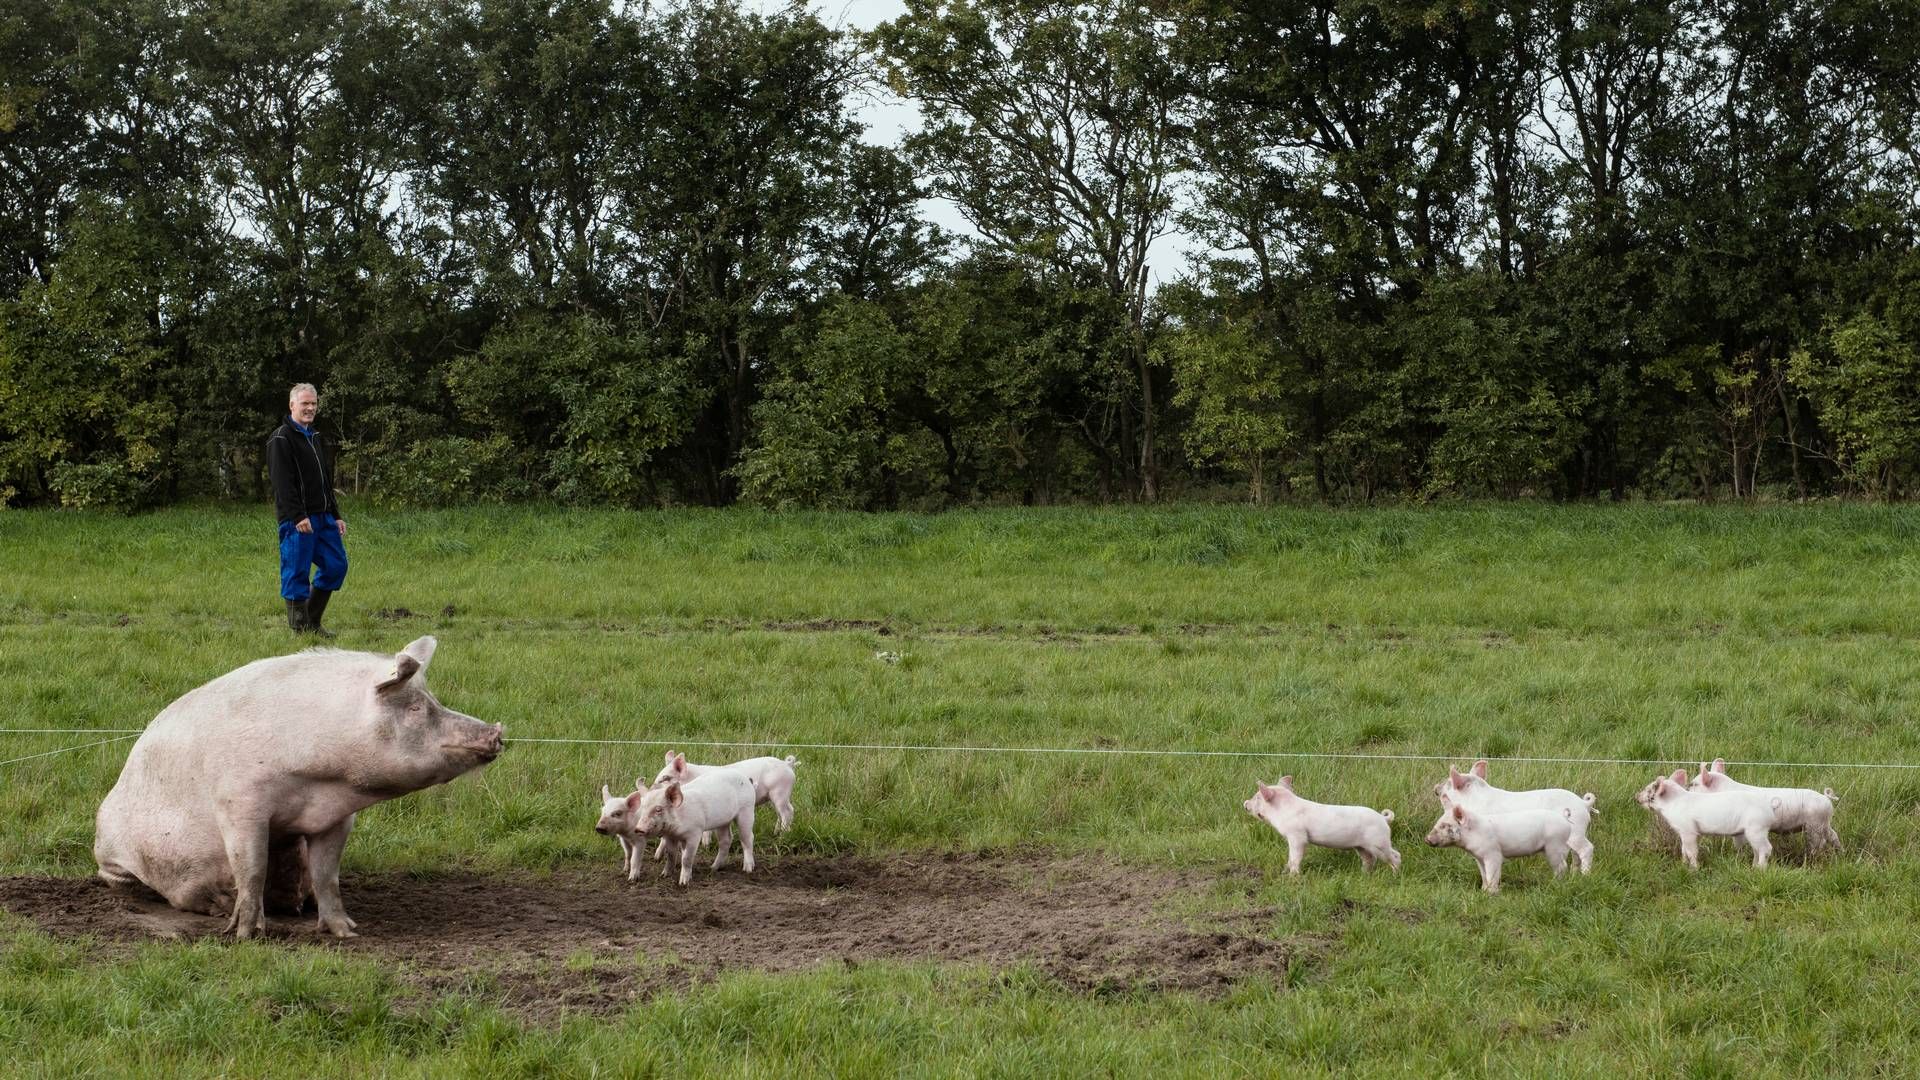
[218,811,272,939]
[307,814,359,938]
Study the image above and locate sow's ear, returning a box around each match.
[402,635,438,670]
[376,636,438,693]
[375,654,421,694]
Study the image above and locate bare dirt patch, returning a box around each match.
[0,852,1300,1021]
[759,618,893,634]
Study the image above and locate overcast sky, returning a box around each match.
[785,0,1205,283]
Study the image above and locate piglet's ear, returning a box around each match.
[375,654,421,694]
[1451,804,1465,820]
[1670,768,1688,785]
[663,749,677,766]
[665,782,683,808]
[1450,768,1469,790]
[626,790,644,811]
[1257,783,1276,800]
[1278,775,1294,789]
[1711,758,1727,773]
[1471,760,1489,779]
[673,752,686,769]
[601,784,613,802]
[634,777,646,794]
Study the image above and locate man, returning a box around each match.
[267,383,348,636]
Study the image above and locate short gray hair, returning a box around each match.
[289,383,317,402]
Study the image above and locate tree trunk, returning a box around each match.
[1777,379,1805,498]
[1136,334,1158,502]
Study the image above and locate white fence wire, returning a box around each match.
[0,727,1913,773]
[0,734,140,768]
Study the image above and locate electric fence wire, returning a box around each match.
[0,728,1914,774]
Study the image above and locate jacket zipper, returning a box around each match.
[293,424,327,515]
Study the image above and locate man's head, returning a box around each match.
[289,384,318,427]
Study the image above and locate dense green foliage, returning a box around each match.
[3,0,1919,510]
[5,505,1920,1074]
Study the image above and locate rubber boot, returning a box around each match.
[286,598,310,634]
[305,587,337,639]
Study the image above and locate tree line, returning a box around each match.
[3,0,1918,510]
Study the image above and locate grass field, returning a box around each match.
[4,502,1920,1077]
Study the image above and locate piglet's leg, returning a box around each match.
[218,811,272,939]
[736,806,755,874]
[1283,836,1305,876]
[1478,854,1502,894]
[711,823,733,871]
[308,815,358,938]
[1746,828,1772,868]
[1802,825,1824,857]
[1571,835,1595,874]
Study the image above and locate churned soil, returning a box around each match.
[0,851,1302,1021]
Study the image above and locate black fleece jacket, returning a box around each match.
[267,418,340,524]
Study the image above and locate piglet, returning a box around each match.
[1435,760,1597,873]
[654,751,800,831]
[1692,758,1840,854]
[1636,768,1781,868]
[594,782,647,881]
[1424,803,1573,894]
[1243,776,1400,875]
[635,770,758,886]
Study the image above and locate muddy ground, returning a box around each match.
[0,851,1305,1021]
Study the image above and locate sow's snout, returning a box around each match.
[446,721,506,761]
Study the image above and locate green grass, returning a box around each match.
[4,502,1920,1076]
